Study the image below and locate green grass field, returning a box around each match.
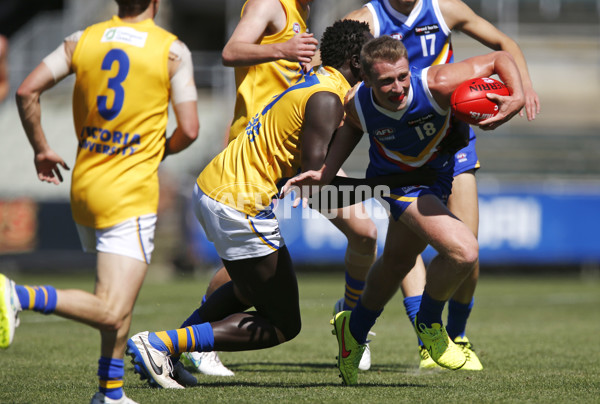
[1,271,599,403]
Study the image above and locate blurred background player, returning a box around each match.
[181,0,377,374]
[342,0,540,370]
[125,19,411,389]
[285,36,525,384]
[0,0,198,402]
[0,34,9,103]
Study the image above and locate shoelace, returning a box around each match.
[418,323,444,341]
[165,355,175,376]
[417,323,449,357]
[454,341,474,359]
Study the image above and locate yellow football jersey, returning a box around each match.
[228,0,309,141]
[70,16,176,228]
[198,66,350,216]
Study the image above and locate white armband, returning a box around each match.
[170,40,197,105]
[42,31,82,82]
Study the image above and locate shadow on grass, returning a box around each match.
[186,380,427,388]
[221,361,414,373]
[130,360,428,389]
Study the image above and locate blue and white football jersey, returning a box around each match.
[365,0,453,68]
[355,66,452,177]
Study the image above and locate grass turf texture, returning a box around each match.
[1,272,599,403]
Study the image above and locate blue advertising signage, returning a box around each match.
[185,182,600,266]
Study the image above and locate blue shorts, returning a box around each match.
[368,158,455,221]
[453,128,480,176]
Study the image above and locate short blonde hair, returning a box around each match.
[360,36,409,79]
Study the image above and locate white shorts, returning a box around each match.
[192,184,284,261]
[75,214,157,264]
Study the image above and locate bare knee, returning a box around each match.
[446,236,479,276]
[345,221,378,253]
[96,309,128,332]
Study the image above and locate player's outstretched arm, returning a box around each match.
[222,0,317,67]
[441,0,540,120]
[16,48,70,185]
[283,94,438,207]
[283,91,433,208]
[327,167,437,208]
[282,94,361,207]
[282,165,437,209]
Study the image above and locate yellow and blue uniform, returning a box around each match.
[198,66,350,217]
[229,0,309,140]
[70,16,176,228]
[365,0,479,176]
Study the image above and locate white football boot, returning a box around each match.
[126,331,184,389]
[181,351,234,376]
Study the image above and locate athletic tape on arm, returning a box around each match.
[170,40,197,105]
[42,31,82,82]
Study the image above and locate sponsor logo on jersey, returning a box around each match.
[407,113,434,126]
[101,27,148,48]
[391,32,403,40]
[292,22,301,34]
[415,24,439,35]
[78,126,140,156]
[375,127,395,141]
[456,152,467,163]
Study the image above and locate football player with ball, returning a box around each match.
[342,0,540,371]
[283,36,524,384]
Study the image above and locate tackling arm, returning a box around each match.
[300,91,345,171]
[284,96,436,208]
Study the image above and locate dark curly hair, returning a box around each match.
[320,20,371,69]
[116,0,152,16]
